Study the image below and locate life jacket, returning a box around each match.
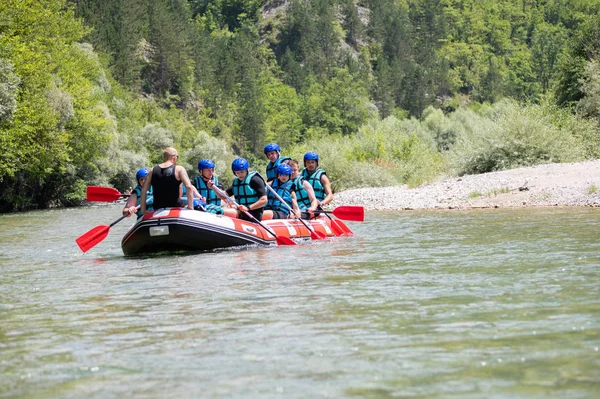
[293,176,311,210]
[151,164,181,209]
[193,175,221,206]
[265,178,294,215]
[134,185,153,218]
[266,156,292,181]
[232,171,262,206]
[301,167,326,201]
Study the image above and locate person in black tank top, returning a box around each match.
[151,164,182,209]
[140,147,195,214]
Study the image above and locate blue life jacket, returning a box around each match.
[301,167,326,201]
[232,171,262,206]
[193,175,221,206]
[134,185,153,217]
[293,176,311,210]
[266,156,292,181]
[266,178,294,215]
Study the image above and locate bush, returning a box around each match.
[449,99,588,175]
[182,131,235,186]
[352,116,446,187]
[288,136,397,192]
[287,115,445,191]
[132,123,174,164]
[107,149,149,191]
[577,59,600,119]
[421,106,461,151]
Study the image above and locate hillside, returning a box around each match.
[1,0,599,211]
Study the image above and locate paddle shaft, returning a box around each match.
[110,213,128,227]
[269,185,345,236]
[110,204,141,227]
[211,184,282,241]
[322,211,347,235]
[76,205,140,252]
[264,183,319,234]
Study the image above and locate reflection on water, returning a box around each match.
[0,206,599,398]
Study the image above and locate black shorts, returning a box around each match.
[268,209,289,219]
[239,208,264,222]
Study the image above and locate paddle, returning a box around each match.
[264,183,326,240]
[313,206,364,222]
[76,207,137,252]
[211,185,296,246]
[87,186,130,202]
[319,211,348,236]
[308,205,360,236]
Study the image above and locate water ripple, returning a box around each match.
[0,207,598,398]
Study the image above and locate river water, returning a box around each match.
[0,205,598,398]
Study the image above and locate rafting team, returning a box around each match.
[122,145,333,222]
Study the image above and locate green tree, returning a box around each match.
[531,21,567,93]
[278,0,343,84]
[0,0,111,210]
[72,0,147,87]
[340,0,362,48]
[0,59,20,123]
[554,11,600,107]
[365,0,414,115]
[263,77,303,148]
[301,68,372,136]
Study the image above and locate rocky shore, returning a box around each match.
[331,160,600,211]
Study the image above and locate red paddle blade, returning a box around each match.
[338,222,354,236]
[332,206,364,222]
[310,229,327,240]
[87,186,122,202]
[76,225,110,252]
[336,218,354,236]
[327,218,345,236]
[276,236,296,246]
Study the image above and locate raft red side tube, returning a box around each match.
[121,208,350,256]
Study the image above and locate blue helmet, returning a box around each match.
[276,163,293,176]
[198,159,215,171]
[303,151,319,163]
[136,167,150,180]
[231,157,249,172]
[264,143,281,155]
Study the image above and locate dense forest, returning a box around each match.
[1,0,599,211]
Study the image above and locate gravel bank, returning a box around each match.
[331,160,600,211]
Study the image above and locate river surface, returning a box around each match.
[0,205,598,398]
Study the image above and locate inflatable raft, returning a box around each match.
[120,208,352,256]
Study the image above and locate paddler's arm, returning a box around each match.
[290,191,300,218]
[140,168,153,214]
[189,185,206,202]
[176,165,195,210]
[122,191,138,217]
[320,174,334,206]
[302,180,319,211]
